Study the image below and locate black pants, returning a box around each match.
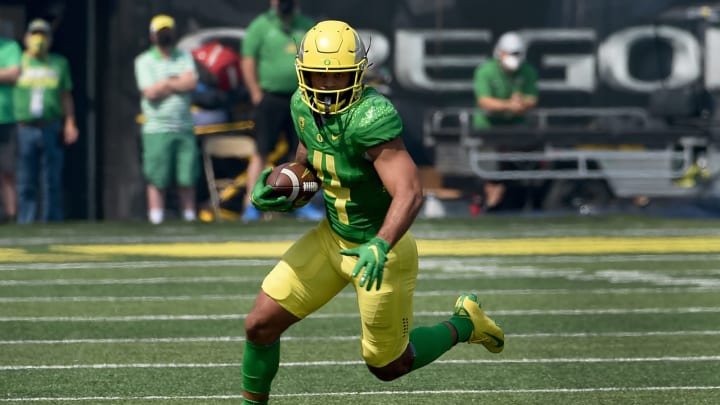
[253,92,297,157]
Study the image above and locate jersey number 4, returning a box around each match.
[312,150,351,225]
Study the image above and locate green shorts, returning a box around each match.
[141,131,199,189]
[262,219,419,368]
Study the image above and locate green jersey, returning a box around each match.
[13,52,72,123]
[291,87,402,243]
[472,59,538,129]
[241,10,314,94]
[134,46,197,133]
[0,38,21,124]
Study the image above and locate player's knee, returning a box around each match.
[244,311,280,343]
[366,361,412,381]
[365,347,414,381]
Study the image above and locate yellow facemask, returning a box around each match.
[295,20,368,115]
[27,34,49,55]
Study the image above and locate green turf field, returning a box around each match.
[1,216,720,404]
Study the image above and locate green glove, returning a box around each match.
[250,167,294,212]
[340,237,391,291]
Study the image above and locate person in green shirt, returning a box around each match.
[14,18,78,224]
[239,20,505,405]
[0,35,21,223]
[239,0,322,222]
[473,31,539,211]
[134,15,199,225]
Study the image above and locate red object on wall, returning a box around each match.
[192,41,243,91]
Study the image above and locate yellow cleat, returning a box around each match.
[454,293,505,353]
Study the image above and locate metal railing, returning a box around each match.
[422,106,717,197]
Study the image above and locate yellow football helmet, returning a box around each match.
[296,20,368,115]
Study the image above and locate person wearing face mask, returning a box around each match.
[239,0,322,222]
[13,18,78,224]
[134,15,199,225]
[472,31,540,212]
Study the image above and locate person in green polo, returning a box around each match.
[134,14,199,225]
[239,0,323,222]
[14,18,78,224]
[0,33,21,223]
[473,31,539,212]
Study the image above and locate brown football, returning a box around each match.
[265,162,322,208]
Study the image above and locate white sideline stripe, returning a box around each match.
[0,276,263,286]
[495,307,720,315]
[0,274,547,286]
[3,254,720,271]
[2,386,720,402]
[0,259,275,271]
[0,274,496,286]
[2,286,719,303]
[0,294,259,303]
[4,271,720,287]
[2,356,720,371]
[2,330,720,345]
[2,307,720,322]
[0,234,298,247]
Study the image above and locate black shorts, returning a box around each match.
[253,92,298,157]
[0,123,16,174]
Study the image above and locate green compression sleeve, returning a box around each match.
[242,339,280,396]
[409,322,456,371]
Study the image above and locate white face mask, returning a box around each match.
[501,54,521,71]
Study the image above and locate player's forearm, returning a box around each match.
[294,142,309,165]
[376,190,423,247]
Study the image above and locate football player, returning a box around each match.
[242,20,504,404]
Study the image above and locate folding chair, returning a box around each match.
[201,135,256,221]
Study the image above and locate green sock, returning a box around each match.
[409,322,457,371]
[448,315,473,342]
[242,339,280,400]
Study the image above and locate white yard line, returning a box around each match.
[3,272,720,287]
[0,234,296,247]
[1,307,720,322]
[1,356,720,371]
[0,259,275,271]
[494,307,720,315]
[2,386,720,402]
[0,294,259,303]
[0,276,264,286]
[3,266,720,288]
[2,330,720,345]
[1,286,718,303]
[2,254,720,272]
